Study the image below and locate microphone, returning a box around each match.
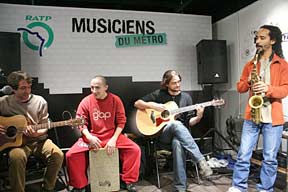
[0,85,13,95]
[0,68,4,76]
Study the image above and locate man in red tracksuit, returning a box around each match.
[66,75,140,192]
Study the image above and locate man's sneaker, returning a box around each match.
[126,183,137,192]
[226,186,242,192]
[71,187,86,192]
[198,159,213,177]
[120,180,137,192]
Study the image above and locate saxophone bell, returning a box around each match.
[249,95,263,124]
[249,95,264,109]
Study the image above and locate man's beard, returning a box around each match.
[169,88,180,93]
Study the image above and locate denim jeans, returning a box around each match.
[232,120,283,192]
[158,121,204,191]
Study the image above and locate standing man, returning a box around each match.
[0,71,64,192]
[66,75,141,192]
[134,70,212,192]
[227,25,288,192]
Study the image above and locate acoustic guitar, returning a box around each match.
[136,99,225,136]
[0,115,85,151]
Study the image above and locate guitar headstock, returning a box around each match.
[211,98,225,107]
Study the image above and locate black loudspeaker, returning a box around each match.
[0,32,21,83]
[196,39,228,84]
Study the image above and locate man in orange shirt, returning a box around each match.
[228,25,288,192]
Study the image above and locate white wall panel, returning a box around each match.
[0,4,211,94]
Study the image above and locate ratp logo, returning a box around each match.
[17,15,54,57]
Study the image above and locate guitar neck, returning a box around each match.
[171,101,213,115]
[30,120,72,131]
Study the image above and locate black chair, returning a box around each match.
[50,126,70,191]
[0,151,11,191]
[146,138,200,189]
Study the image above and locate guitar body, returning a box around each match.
[136,101,178,136]
[0,115,27,152]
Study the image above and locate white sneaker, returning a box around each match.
[198,159,213,177]
[226,186,242,192]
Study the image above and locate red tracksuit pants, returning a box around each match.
[66,134,141,189]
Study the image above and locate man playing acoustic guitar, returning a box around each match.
[134,70,213,192]
[0,71,64,192]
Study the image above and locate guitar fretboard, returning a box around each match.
[30,120,79,131]
[170,101,213,115]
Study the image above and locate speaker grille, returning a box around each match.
[196,39,228,84]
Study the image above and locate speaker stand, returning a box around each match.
[198,127,238,153]
[199,84,238,153]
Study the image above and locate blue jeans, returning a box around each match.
[232,120,283,192]
[158,121,204,191]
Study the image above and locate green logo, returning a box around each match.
[17,16,54,56]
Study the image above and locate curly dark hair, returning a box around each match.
[7,71,32,90]
[160,70,181,89]
[260,25,284,58]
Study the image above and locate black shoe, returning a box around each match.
[126,183,137,192]
[120,180,126,190]
[71,187,86,192]
[120,180,137,192]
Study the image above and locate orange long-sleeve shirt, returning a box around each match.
[237,53,288,126]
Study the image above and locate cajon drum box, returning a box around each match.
[89,148,120,192]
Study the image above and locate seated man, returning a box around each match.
[0,71,64,192]
[66,75,141,192]
[134,70,213,192]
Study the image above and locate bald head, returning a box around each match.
[90,75,108,99]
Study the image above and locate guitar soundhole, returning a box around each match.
[161,110,170,118]
[6,126,17,138]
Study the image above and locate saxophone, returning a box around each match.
[248,50,263,124]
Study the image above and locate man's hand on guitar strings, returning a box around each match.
[23,125,36,136]
[0,125,5,135]
[151,102,167,112]
[195,106,204,119]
